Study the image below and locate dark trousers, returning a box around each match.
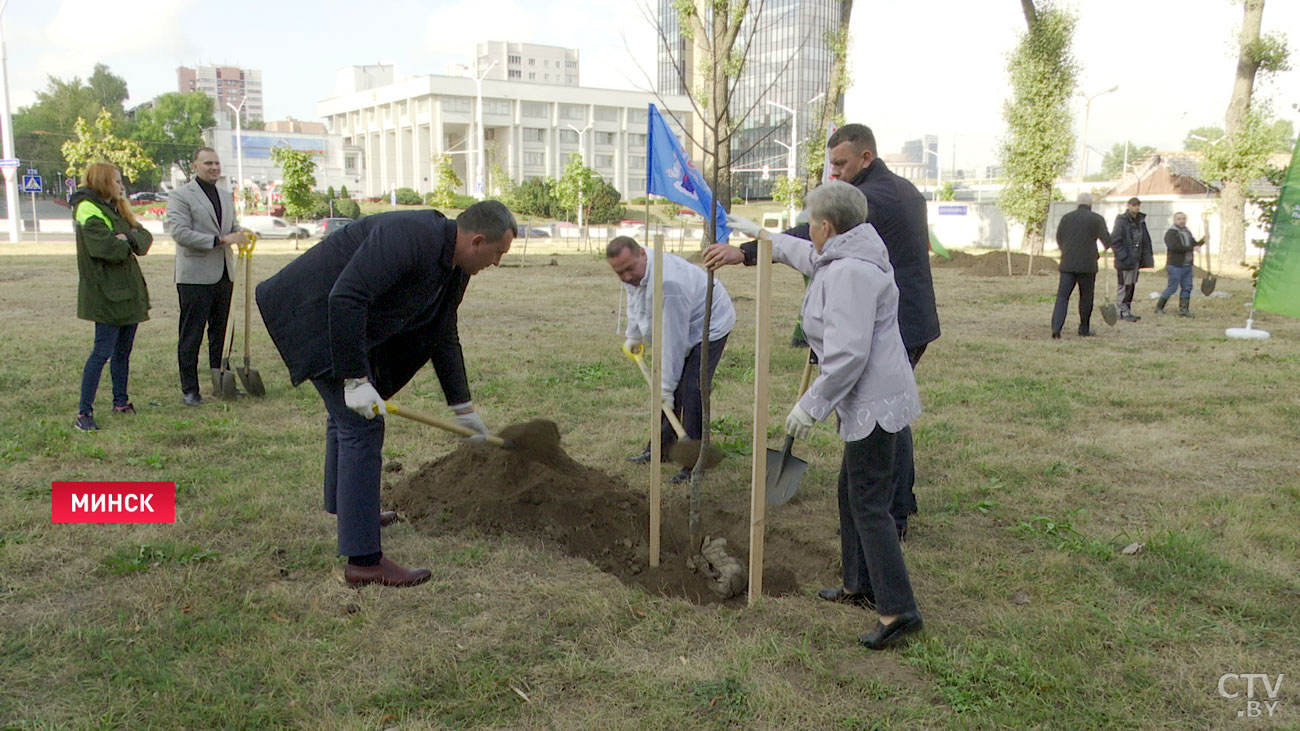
[79,322,138,414]
[889,344,926,530]
[660,333,730,448]
[1051,271,1096,334]
[839,425,918,615]
[1116,268,1138,316]
[177,276,233,396]
[311,377,385,558]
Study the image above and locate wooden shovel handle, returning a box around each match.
[378,402,509,448]
[797,351,816,397]
[625,348,688,439]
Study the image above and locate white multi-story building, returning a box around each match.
[316,64,695,199]
[475,42,579,86]
[200,118,363,197]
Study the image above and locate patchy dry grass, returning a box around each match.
[1,244,1298,729]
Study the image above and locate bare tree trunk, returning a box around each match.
[1020,0,1038,26]
[1221,0,1265,267]
[1023,223,1045,256]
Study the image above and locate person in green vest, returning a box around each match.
[72,162,153,432]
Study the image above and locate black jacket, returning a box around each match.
[1163,226,1202,268]
[741,158,941,350]
[1111,211,1154,270]
[255,210,471,402]
[1054,205,1111,273]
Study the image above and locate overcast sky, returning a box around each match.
[4,0,1298,175]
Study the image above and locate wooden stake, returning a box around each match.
[649,232,665,567]
[747,237,773,606]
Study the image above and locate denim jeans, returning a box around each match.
[1160,264,1194,299]
[79,322,139,414]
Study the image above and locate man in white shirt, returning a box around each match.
[608,236,735,482]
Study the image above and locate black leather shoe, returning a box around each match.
[1121,314,1141,322]
[379,511,399,528]
[818,587,876,610]
[182,391,204,407]
[627,448,652,464]
[670,468,692,484]
[859,610,923,650]
[1078,329,1094,337]
[1050,331,1061,339]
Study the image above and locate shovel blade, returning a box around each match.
[1100,303,1119,327]
[236,364,266,397]
[216,368,238,401]
[1201,275,1217,296]
[765,447,808,505]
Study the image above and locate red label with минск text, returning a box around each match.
[51,482,176,523]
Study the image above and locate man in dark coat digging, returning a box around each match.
[703,123,940,542]
[256,201,516,587]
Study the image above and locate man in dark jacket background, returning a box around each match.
[703,123,940,541]
[256,201,516,587]
[1051,192,1112,338]
[1110,197,1154,322]
[1158,212,1206,317]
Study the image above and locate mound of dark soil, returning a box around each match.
[932,249,1058,276]
[383,420,811,605]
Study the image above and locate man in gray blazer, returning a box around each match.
[166,147,246,406]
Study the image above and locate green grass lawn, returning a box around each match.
[1,245,1298,729]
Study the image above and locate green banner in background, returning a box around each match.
[1255,139,1300,319]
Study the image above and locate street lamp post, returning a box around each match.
[766,100,799,227]
[922,144,942,197]
[226,98,247,216]
[567,121,593,230]
[1077,85,1118,182]
[472,61,498,199]
[0,0,20,242]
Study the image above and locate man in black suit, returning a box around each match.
[1051,192,1112,338]
[704,123,940,541]
[256,201,516,587]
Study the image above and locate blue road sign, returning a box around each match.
[20,174,43,193]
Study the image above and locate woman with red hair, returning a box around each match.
[72,162,153,431]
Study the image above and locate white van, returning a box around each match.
[241,215,311,240]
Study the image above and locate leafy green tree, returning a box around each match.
[332,196,361,219]
[504,177,558,218]
[14,66,129,177]
[998,1,1079,254]
[1184,126,1225,152]
[585,179,627,224]
[1215,0,1290,264]
[937,181,956,201]
[61,108,154,182]
[770,175,804,213]
[269,146,317,221]
[1099,142,1155,180]
[131,92,215,180]
[339,184,349,199]
[430,153,462,208]
[554,153,597,224]
[326,185,335,200]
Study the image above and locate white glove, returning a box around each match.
[624,337,643,355]
[344,379,386,419]
[785,404,815,440]
[454,409,491,444]
[726,213,765,239]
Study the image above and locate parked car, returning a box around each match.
[315,217,354,239]
[129,191,166,203]
[241,215,311,240]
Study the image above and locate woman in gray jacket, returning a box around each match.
[716,181,924,649]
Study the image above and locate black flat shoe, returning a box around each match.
[859,610,923,650]
[670,468,692,484]
[817,587,876,610]
[1078,329,1094,337]
[627,449,652,464]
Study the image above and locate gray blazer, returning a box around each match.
[167,179,238,285]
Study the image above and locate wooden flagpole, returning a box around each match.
[747,237,772,605]
[649,232,664,567]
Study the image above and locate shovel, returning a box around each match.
[211,244,241,401]
[1200,212,1217,295]
[766,351,815,505]
[376,401,514,449]
[1099,247,1119,327]
[236,234,266,397]
[623,345,723,470]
